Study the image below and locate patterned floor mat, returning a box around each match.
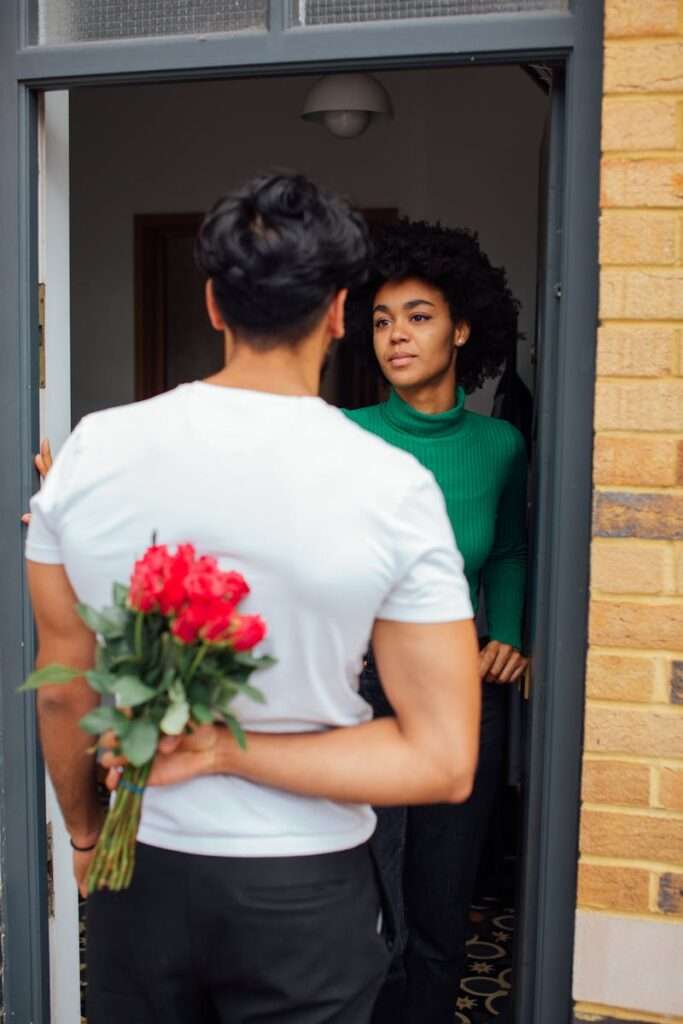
[457,895,514,1022]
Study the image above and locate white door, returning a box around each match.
[38,88,82,1024]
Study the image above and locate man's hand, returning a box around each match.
[99,725,218,791]
[22,438,53,524]
[479,640,528,684]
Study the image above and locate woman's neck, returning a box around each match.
[395,373,457,415]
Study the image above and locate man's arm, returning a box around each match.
[27,562,103,845]
[135,616,481,806]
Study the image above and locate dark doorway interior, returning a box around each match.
[67,62,550,1023]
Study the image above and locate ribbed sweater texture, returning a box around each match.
[344,386,527,649]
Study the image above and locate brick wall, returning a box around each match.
[574,2,683,1021]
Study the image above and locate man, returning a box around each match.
[26,172,480,1023]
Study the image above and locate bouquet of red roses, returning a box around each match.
[21,543,274,892]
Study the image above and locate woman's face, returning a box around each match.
[372,278,467,392]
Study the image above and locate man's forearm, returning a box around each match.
[38,685,103,843]
[212,714,476,806]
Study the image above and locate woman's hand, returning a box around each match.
[98,724,220,791]
[21,438,53,524]
[479,640,528,684]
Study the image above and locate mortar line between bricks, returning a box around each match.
[589,593,683,606]
[587,698,683,712]
[583,753,683,768]
[593,485,683,495]
[582,803,683,822]
[593,430,683,438]
[599,317,683,325]
[575,908,683,926]
[588,643,683,657]
[581,854,683,873]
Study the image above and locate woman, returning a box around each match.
[344,220,528,1024]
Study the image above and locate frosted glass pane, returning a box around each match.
[290,0,567,25]
[35,0,267,45]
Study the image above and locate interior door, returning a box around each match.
[38,88,82,1024]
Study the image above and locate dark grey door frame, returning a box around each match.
[0,2,602,1021]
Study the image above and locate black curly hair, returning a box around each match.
[348,219,521,394]
[195,172,369,348]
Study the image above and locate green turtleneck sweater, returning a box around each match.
[344,387,527,650]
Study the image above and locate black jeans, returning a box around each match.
[360,663,506,1024]
[87,841,390,1023]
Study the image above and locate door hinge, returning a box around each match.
[38,282,46,389]
[553,282,562,300]
[46,820,55,918]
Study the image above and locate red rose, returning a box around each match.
[129,543,196,615]
[200,602,235,644]
[228,614,267,652]
[185,559,249,608]
[157,545,195,615]
[171,601,206,644]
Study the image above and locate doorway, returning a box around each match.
[43,63,550,1022]
[1,5,603,1023]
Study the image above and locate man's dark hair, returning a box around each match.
[348,220,521,393]
[195,172,370,348]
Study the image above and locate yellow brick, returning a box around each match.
[600,211,677,265]
[605,0,681,39]
[576,1004,683,1023]
[605,41,683,94]
[660,767,683,812]
[596,325,675,377]
[585,704,683,758]
[589,599,683,650]
[586,652,658,702]
[593,491,683,541]
[582,759,651,806]
[593,435,680,487]
[657,871,683,914]
[676,544,683,595]
[578,862,651,913]
[591,539,672,595]
[601,157,683,208]
[600,269,683,320]
[595,380,683,431]
[580,807,683,862]
[602,97,680,151]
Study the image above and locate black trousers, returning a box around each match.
[87,841,390,1024]
[361,666,506,1024]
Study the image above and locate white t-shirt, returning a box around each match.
[26,382,473,857]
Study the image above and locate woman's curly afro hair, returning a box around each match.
[348,219,521,394]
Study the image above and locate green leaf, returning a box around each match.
[238,683,266,705]
[84,670,118,695]
[121,719,159,766]
[112,582,130,608]
[168,679,186,704]
[160,700,190,736]
[79,705,131,736]
[191,702,214,725]
[19,664,81,690]
[113,676,157,708]
[234,652,277,671]
[224,714,247,750]
[75,603,125,639]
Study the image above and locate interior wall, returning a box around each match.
[70,66,548,424]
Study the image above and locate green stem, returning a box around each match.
[186,644,207,682]
[87,762,151,893]
[134,612,144,659]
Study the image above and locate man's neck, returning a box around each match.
[205,335,326,398]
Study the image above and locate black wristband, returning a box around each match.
[69,836,98,852]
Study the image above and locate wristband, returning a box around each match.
[69,836,98,852]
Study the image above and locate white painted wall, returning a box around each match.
[70,66,548,424]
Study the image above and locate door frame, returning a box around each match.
[0,3,603,1021]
